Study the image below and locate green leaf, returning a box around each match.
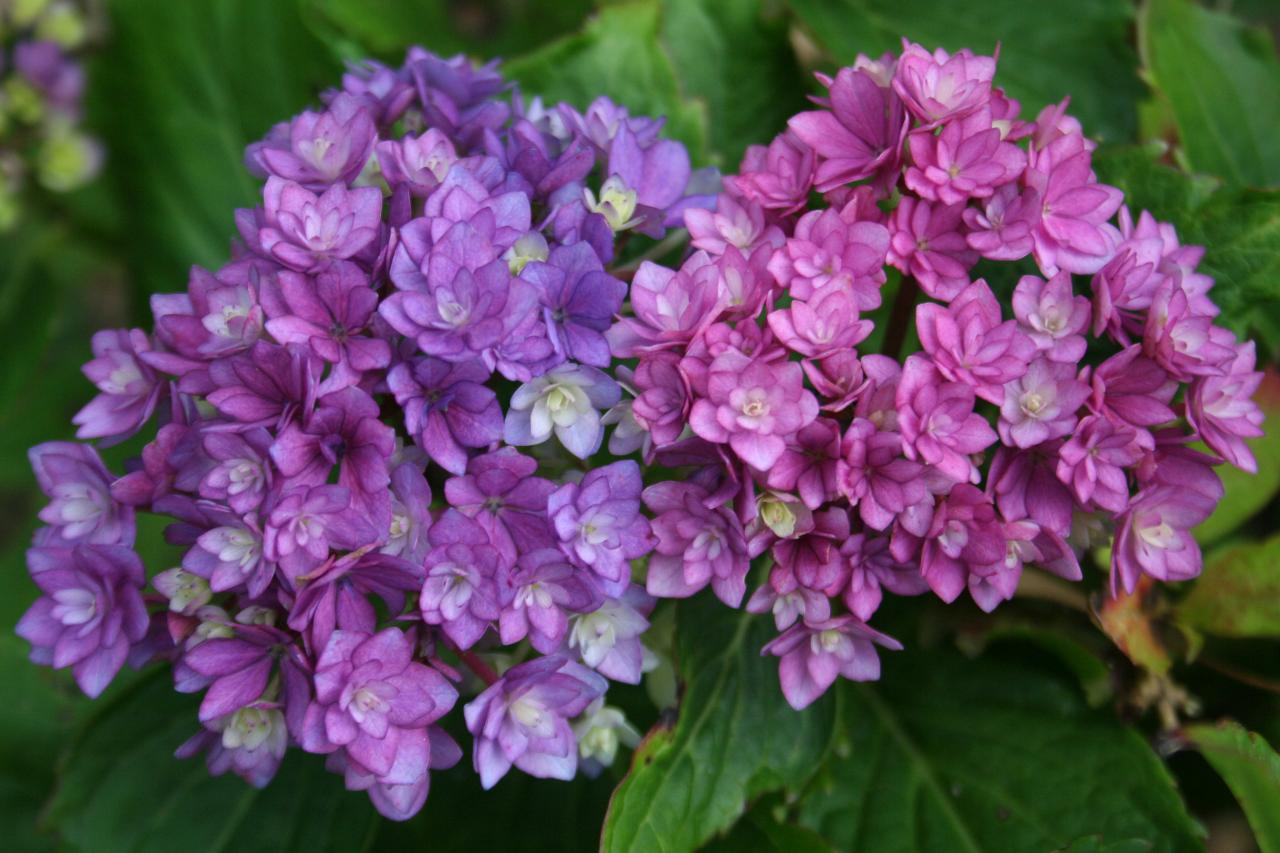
[796,648,1202,853]
[656,0,811,167]
[600,594,838,852]
[1091,143,1220,217]
[1138,0,1280,187]
[1095,145,1280,353]
[301,0,595,63]
[961,621,1114,707]
[1182,721,1280,853]
[0,636,89,852]
[787,0,1142,142]
[1189,189,1280,348]
[504,1,709,161]
[1176,534,1280,638]
[375,753,613,852]
[308,0,804,169]
[88,0,342,298]
[1057,837,1159,853]
[44,672,381,852]
[704,801,837,853]
[0,215,120,489]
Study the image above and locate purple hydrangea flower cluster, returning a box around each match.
[0,1,103,227]
[623,40,1263,710]
[16,48,707,819]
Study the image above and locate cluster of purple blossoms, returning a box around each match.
[17,48,705,819]
[0,1,103,228]
[619,40,1262,710]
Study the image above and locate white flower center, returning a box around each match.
[1136,513,1179,550]
[222,705,278,751]
[51,587,97,626]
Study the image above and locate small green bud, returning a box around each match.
[504,231,550,275]
[7,0,55,28]
[4,76,45,125]
[37,126,101,192]
[572,699,641,768]
[34,1,88,48]
[584,175,641,232]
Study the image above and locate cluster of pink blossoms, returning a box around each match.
[613,41,1264,709]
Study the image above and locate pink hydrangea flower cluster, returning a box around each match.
[621,40,1264,710]
[17,48,706,819]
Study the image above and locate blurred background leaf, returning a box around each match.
[304,0,595,61]
[1177,534,1280,639]
[88,0,343,300]
[1095,146,1280,358]
[503,1,710,160]
[1139,0,1280,187]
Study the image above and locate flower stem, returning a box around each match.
[1015,569,1090,613]
[613,228,689,274]
[453,644,500,686]
[880,274,920,358]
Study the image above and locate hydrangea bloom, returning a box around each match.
[12,38,1264,824]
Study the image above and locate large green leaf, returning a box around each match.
[796,648,1203,853]
[1182,721,1280,853]
[1095,145,1280,353]
[372,739,614,852]
[1138,0,1280,188]
[44,672,381,852]
[1190,189,1280,349]
[600,594,838,852]
[704,800,837,853]
[1176,534,1280,638]
[0,636,88,852]
[656,0,811,167]
[87,0,342,299]
[503,1,709,161]
[306,0,804,169]
[0,212,124,489]
[787,0,1142,143]
[303,0,594,62]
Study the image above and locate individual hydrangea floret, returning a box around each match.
[17,545,148,697]
[463,655,606,789]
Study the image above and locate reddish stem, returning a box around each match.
[453,644,500,686]
[880,275,920,358]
